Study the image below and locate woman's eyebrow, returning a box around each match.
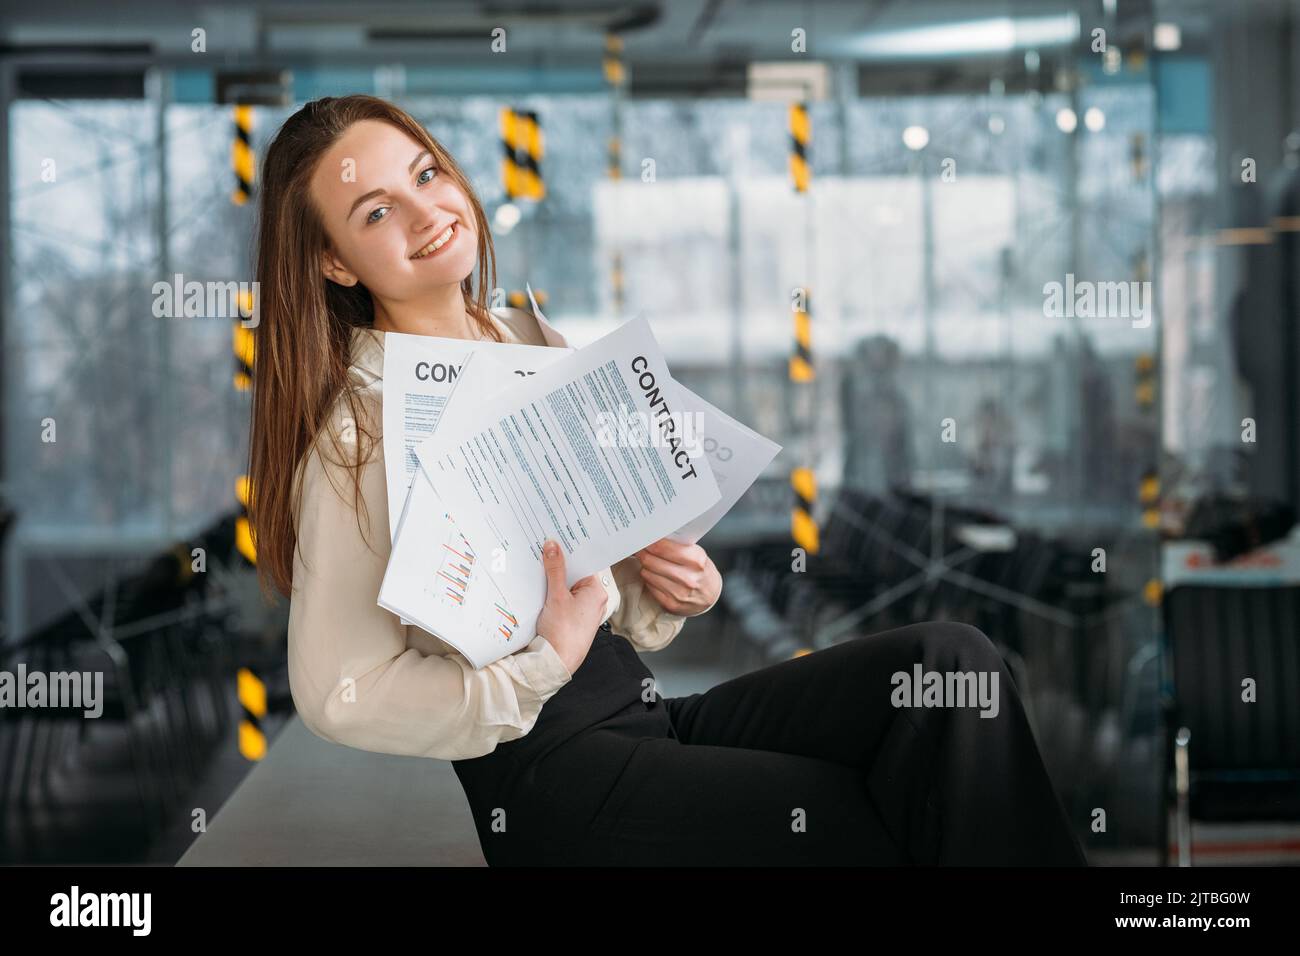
[408,148,431,172]
[347,189,383,221]
[346,149,434,222]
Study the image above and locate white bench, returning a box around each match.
[177,716,484,866]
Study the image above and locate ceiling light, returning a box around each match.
[902,125,930,150]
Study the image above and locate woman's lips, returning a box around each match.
[411,222,460,260]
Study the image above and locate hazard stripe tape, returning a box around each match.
[232,105,254,206]
[501,107,522,199]
[790,293,814,382]
[603,33,625,87]
[500,107,544,200]
[237,667,267,761]
[517,110,544,200]
[792,466,819,553]
[789,102,810,193]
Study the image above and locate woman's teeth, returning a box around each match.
[412,224,456,259]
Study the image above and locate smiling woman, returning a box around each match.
[247,97,507,606]
[306,117,494,342]
[242,93,709,854]
[244,94,1085,868]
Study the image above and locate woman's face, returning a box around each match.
[309,119,478,301]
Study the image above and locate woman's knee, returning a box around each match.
[884,620,1005,673]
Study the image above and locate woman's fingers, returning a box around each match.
[641,576,685,614]
[635,547,705,591]
[637,537,707,570]
[640,567,694,606]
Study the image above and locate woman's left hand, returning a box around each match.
[633,538,722,617]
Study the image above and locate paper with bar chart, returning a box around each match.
[380,328,570,627]
[378,459,526,667]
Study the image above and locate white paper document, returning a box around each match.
[381,329,572,544]
[378,345,540,657]
[515,286,782,544]
[377,314,785,670]
[667,388,783,543]
[378,457,530,666]
[414,316,722,657]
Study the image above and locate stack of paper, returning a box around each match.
[377,313,782,669]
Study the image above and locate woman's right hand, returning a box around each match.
[535,539,608,677]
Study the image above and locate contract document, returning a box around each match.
[412,316,722,658]
[379,330,570,627]
[380,329,572,544]
[378,315,785,669]
[518,288,783,545]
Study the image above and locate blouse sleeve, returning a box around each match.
[605,553,703,653]
[286,396,573,762]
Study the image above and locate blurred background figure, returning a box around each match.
[839,335,912,495]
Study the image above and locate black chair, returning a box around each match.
[1161,584,1300,865]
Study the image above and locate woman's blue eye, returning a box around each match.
[364,168,435,224]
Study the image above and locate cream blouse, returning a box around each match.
[286,307,700,761]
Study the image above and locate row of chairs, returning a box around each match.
[0,514,260,862]
[716,487,1156,840]
[713,486,1300,862]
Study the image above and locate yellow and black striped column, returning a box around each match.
[233,475,264,760]
[1140,470,1160,530]
[789,288,815,548]
[605,32,625,186]
[1136,348,1161,609]
[792,466,819,555]
[233,300,257,564]
[789,101,810,194]
[606,32,627,316]
[603,32,626,89]
[790,287,814,383]
[1135,352,1156,411]
[234,474,256,566]
[232,104,254,206]
[229,252,263,758]
[500,107,544,201]
[233,319,254,393]
[518,110,544,200]
[237,666,267,761]
[611,251,625,315]
[501,107,522,200]
[789,101,818,553]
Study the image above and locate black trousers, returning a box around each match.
[452,621,1087,866]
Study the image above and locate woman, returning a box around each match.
[248,94,1087,866]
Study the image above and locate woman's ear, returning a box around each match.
[320,248,358,287]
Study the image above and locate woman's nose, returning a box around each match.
[410,191,449,231]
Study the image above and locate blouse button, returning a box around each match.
[601,574,611,586]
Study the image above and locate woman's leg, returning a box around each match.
[533,724,908,865]
[659,621,1086,865]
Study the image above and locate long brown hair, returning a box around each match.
[247,94,503,601]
